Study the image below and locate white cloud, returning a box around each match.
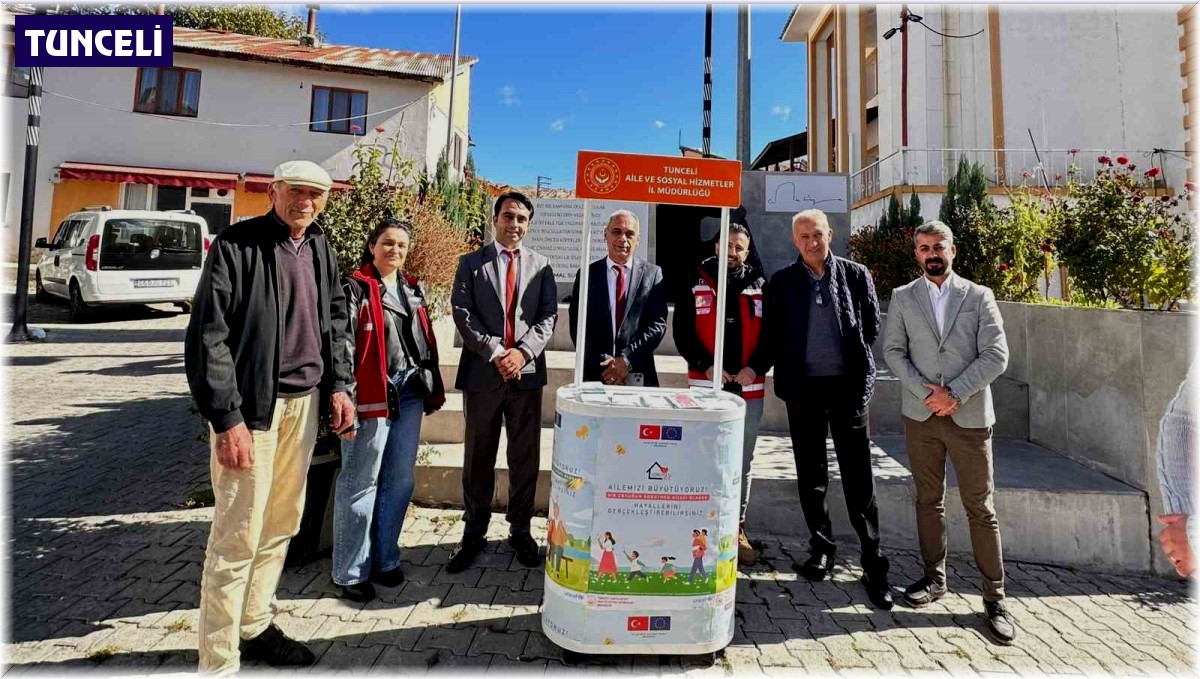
[500,85,520,106]
[654,120,666,129]
[770,105,793,121]
[550,118,566,132]
[577,89,588,103]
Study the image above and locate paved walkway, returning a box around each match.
[3,303,1196,675]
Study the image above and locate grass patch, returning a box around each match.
[166,617,192,633]
[416,445,436,466]
[86,645,121,662]
[183,488,215,509]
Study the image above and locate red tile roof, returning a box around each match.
[173,27,478,82]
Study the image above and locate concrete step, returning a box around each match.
[429,348,1030,441]
[412,427,1150,573]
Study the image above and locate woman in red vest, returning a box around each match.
[332,219,445,603]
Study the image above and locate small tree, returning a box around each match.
[849,191,924,298]
[321,136,472,317]
[58,4,324,41]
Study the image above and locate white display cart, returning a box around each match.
[543,151,746,662]
[542,385,745,658]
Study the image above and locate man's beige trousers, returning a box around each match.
[198,393,319,674]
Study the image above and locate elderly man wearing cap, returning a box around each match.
[185,160,355,673]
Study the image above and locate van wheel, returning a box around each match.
[68,281,91,322]
[35,272,52,304]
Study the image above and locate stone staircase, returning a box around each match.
[413,305,1151,572]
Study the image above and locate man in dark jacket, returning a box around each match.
[185,160,355,673]
[569,209,668,386]
[674,223,771,567]
[762,208,892,609]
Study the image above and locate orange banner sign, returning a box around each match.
[575,150,742,207]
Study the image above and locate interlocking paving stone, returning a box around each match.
[4,309,1197,675]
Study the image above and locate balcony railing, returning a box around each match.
[850,148,1189,204]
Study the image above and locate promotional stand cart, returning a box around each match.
[543,151,745,663]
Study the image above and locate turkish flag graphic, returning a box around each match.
[627,616,649,632]
[639,425,661,440]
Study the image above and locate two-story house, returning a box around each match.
[2,17,476,255]
[780,4,1189,228]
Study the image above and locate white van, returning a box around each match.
[35,207,211,321]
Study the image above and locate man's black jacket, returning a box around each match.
[763,254,881,409]
[185,211,353,433]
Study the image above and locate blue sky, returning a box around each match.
[305,4,807,188]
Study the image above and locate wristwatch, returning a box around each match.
[947,387,963,405]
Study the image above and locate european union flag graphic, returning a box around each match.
[650,616,672,630]
[662,426,683,441]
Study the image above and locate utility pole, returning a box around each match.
[900,4,910,148]
[702,5,713,158]
[444,5,462,167]
[536,175,552,198]
[7,6,47,343]
[736,5,751,166]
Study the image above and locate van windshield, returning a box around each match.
[98,219,203,271]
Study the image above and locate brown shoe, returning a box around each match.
[737,524,757,567]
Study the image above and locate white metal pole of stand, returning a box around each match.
[573,199,592,385]
[710,207,731,393]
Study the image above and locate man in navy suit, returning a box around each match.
[568,210,668,386]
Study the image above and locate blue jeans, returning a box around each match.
[332,377,424,586]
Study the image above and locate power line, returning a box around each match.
[912,21,984,40]
[42,89,422,129]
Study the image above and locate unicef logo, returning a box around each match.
[582,157,620,195]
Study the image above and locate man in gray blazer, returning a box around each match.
[568,210,668,386]
[884,220,1015,645]
[448,192,558,573]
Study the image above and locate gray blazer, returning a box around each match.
[451,244,558,392]
[883,273,1009,429]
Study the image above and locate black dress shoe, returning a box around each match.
[509,532,543,568]
[240,623,316,666]
[902,576,948,608]
[984,600,1018,645]
[800,552,835,582]
[861,571,894,610]
[338,581,376,603]
[446,535,487,574]
[370,567,405,588]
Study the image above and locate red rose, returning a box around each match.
[1185,181,1197,192]
[1054,174,1063,181]
[1097,155,1113,165]
[1116,156,1129,165]
[1127,163,1137,172]
[998,263,1010,272]
[1022,171,1031,179]
[375,125,386,133]
[1145,167,1162,178]
[1068,148,1080,154]
[1040,242,1053,253]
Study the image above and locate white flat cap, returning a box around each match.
[273,160,332,192]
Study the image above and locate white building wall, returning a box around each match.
[864,4,1182,191]
[9,52,446,254]
[998,5,1185,155]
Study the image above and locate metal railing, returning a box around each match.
[850,147,1190,204]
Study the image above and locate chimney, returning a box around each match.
[299,4,319,47]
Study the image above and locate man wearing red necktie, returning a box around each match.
[449,192,558,573]
[568,210,668,387]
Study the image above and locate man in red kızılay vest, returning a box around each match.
[673,222,772,567]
